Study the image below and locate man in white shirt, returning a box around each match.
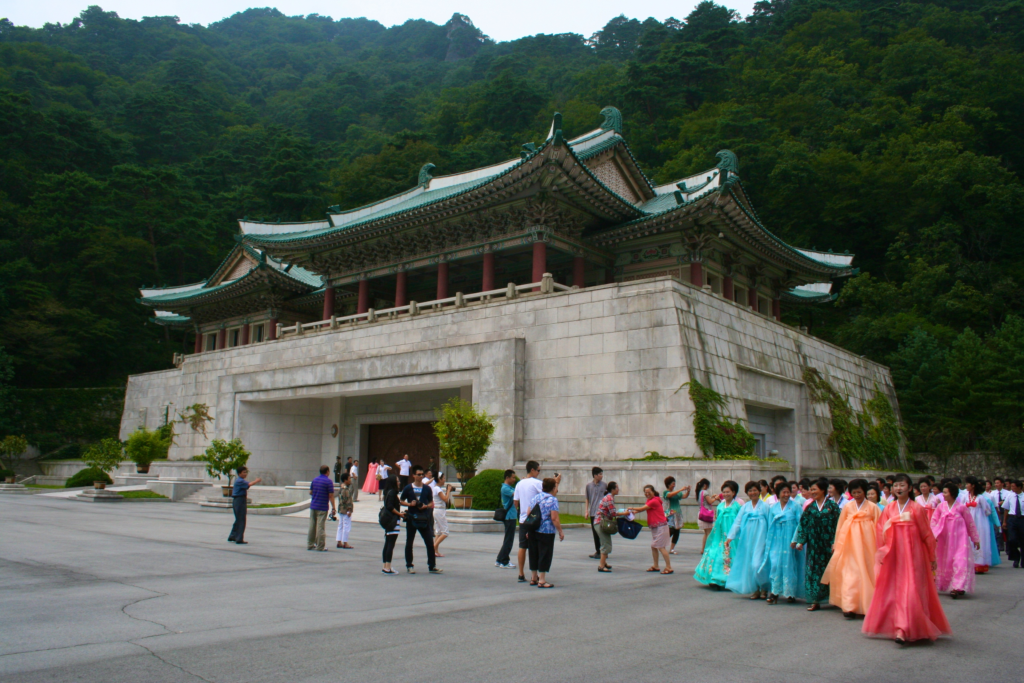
[397,455,413,489]
[349,461,359,501]
[513,460,559,584]
[1001,480,1024,568]
[990,477,1008,553]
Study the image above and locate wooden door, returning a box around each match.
[367,422,440,473]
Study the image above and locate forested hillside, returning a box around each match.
[3,1,1024,459]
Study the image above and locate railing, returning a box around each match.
[278,273,575,338]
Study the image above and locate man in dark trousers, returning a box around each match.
[585,467,606,559]
[400,466,442,574]
[1001,480,1024,568]
[228,467,260,544]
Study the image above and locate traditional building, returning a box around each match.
[126,109,898,488]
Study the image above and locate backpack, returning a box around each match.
[520,500,543,533]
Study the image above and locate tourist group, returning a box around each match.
[226,458,1024,645]
[687,471,1024,645]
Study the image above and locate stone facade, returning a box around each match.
[121,276,899,489]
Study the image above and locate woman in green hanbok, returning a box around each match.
[693,480,742,589]
[792,477,841,611]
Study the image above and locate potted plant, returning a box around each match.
[433,398,494,510]
[200,438,251,497]
[0,435,28,482]
[82,438,124,489]
[124,425,172,474]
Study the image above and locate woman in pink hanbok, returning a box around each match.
[930,482,980,598]
[361,458,379,494]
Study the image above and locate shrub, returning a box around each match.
[201,438,250,484]
[0,435,28,471]
[65,467,113,488]
[82,438,124,474]
[462,468,514,510]
[433,398,495,484]
[124,427,171,468]
[0,467,15,480]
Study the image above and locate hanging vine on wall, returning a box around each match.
[678,379,756,458]
[803,368,903,469]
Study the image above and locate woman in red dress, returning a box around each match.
[862,473,951,644]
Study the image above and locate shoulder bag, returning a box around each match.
[493,496,514,523]
[599,515,618,535]
[698,491,715,524]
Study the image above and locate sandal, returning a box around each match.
[646,567,660,572]
[787,597,796,604]
[661,569,674,575]
[435,553,445,558]
[537,582,554,588]
[807,603,820,612]
[530,579,539,586]
[749,591,762,600]
[598,567,613,573]
[766,595,777,605]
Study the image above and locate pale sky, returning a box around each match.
[2,1,758,42]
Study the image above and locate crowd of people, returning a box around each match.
[691,472,1024,644]
[227,458,1023,644]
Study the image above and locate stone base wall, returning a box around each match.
[120,276,898,493]
[912,452,1024,481]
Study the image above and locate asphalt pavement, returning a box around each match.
[2,494,1021,683]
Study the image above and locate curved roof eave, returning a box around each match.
[242,137,647,250]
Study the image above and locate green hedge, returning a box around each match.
[13,387,125,454]
[463,469,514,510]
[65,467,113,488]
[0,468,14,480]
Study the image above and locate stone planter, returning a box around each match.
[93,481,107,490]
[450,494,473,510]
[136,464,150,474]
[4,476,15,484]
[221,485,233,498]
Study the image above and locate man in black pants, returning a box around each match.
[228,466,261,544]
[496,469,518,568]
[1002,480,1024,568]
[400,466,442,574]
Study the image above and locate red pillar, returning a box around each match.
[436,262,449,300]
[216,328,226,350]
[395,272,407,307]
[241,324,250,346]
[572,256,586,288]
[357,279,369,314]
[723,275,734,301]
[690,261,703,287]
[772,298,781,322]
[194,331,202,354]
[482,252,495,292]
[268,318,278,341]
[322,284,335,320]
[532,241,547,289]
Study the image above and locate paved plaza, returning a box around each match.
[2,494,1021,683]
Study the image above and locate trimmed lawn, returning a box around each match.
[119,490,168,499]
[248,502,294,509]
[25,484,63,489]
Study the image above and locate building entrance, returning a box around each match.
[367,422,440,474]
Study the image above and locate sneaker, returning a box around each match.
[518,575,527,583]
[235,541,248,545]
[429,567,444,574]
[588,553,600,559]
[407,567,416,574]
[382,569,397,575]
[495,561,502,567]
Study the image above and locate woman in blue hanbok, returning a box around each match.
[724,481,771,599]
[760,482,805,603]
[693,481,742,589]
[961,477,1000,572]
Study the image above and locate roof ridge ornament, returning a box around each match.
[599,106,622,133]
[418,163,436,188]
[715,150,740,193]
[520,142,537,159]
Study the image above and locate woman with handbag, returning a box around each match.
[693,480,741,589]
[629,484,674,574]
[380,477,404,575]
[662,477,691,555]
[695,478,717,554]
[595,482,624,573]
